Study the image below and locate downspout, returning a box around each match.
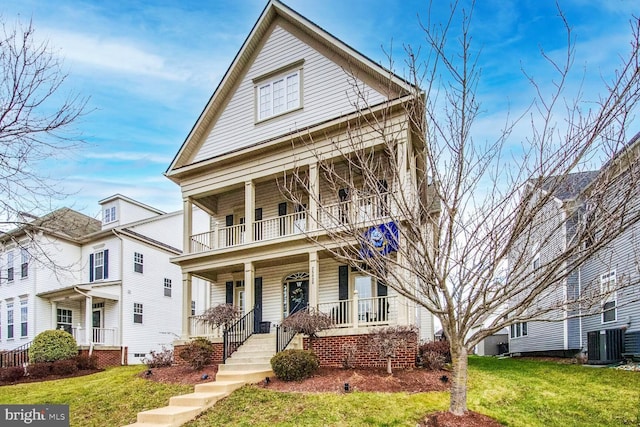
[111,229,126,366]
[578,266,583,349]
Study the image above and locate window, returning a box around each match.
[57,308,73,334]
[20,299,27,337]
[510,322,528,338]
[164,278,172,297]
[257,70,300,121]
[7,251,14,282]
[90,250,108,282]
[20,248,29,278]
[531,242,540,271]
[134,252,143,273]
[7,302,13,339]
[133,303,143,324]
[103,206,116,224]
[191,300,196,316]
[601,271,617,323]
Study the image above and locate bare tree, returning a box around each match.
[0,17,87,227]
[281,3,640,417]
[369,326,417,374]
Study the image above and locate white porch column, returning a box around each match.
[352,290,359,328]
[308,162,319,230]
[181,273,193,340]
[51,301,57,330]
[84,296,93,344]
[244,180,255,244]
[244,262,255,312]
[183,198,193,254]
[308,250,319,308]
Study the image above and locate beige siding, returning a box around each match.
[194,23,387,163]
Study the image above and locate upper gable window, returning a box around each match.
[255,64,302,122]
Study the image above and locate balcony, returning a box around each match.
[189,193,392,254]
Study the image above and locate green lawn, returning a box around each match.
[0,358,638,427]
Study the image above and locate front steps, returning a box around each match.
[123,333,277,427]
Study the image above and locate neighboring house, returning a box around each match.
[165,0,434,366]
[0,194,209,365]
[508,133,640,363]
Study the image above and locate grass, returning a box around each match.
[0,358,638,426]
[0,366,192,426]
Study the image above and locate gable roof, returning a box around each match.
[0,208,101,244]
[166,0,417,175]
[540,171,599,201]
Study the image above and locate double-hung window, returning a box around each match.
[601,271,616,323]
[20,299,27,337]
[7,251,14,282]
[90,250,108,282]
[57,309,73,334]
[103,206,116,224]
[133,303,143,324]
[256,67,301,121]
[134,252,143,273]
[6,302,14,339]
[164,278,172,297]
[20,248,29,278]
[510,322,528,338]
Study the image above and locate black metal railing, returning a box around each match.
[275,324,297,353]
[0,341,31,368]
[223,308,255,362]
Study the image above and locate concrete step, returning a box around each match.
[122,422,172,427]
[194,380,245,394]
[136,405,203,426]
[226,355,273,364]
[215,368,274,383]
[234,343,276,352]
[169,391,226,408]
[218,362,271,372]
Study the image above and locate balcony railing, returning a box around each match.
[317,293,397,328]
[189,193,392,254]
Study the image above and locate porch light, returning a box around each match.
[201,374,209,380]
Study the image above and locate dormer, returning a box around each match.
[99,194,165,229]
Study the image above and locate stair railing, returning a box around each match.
[275,324,297,353]
[0,341,31,368]
[223,308,255,362]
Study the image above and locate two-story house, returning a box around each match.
[0,194,209,365]
[165,0,434,367]
[508,132,640,363]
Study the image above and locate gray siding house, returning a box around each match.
[508,132,640,362]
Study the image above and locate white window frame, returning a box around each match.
[94,251,105,281]
[600,271,617,323]
[103,206,116,224]
[256,69,301,121]
[7,251,14,282]
[510,322,528,339]
[164,278,172,297]
[191,300,196,316]
[7,302,14,339]
[134,252,143,274]
[532,242,540,271]
[57,308,73,333]
[20,248,29,279]
[133,303,143,324]
[20,299,27,337]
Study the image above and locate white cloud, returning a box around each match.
[82,151,173,164]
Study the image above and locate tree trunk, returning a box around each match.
[449,342,468,415]
[387,356,392,374]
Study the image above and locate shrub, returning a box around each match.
[417,340,451,370]
[178,337,213,370]
[342,342,358,369]
[199,304,241,329]
[51,359,78,376]
[280,308,333,350]
[270,349,319,381]
[75,354,99,370]
[142,346,173,368]
[29,330,78,363]
[28,363,52,379]
[0,366,24,382]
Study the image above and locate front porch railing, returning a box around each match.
[72,327,118,346]
[275,324,297,353]
[317,294,397,328]
[0,341,30,368]
[188,315,224,338]
[223,308,255,362]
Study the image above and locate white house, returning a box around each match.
[0,194,209,365]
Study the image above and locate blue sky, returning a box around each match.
[0,0,637,218]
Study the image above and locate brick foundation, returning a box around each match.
[173,342,224,365]
[78,347,127,368]
[304,333,417,368]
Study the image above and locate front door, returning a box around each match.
[92,309,103,343]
